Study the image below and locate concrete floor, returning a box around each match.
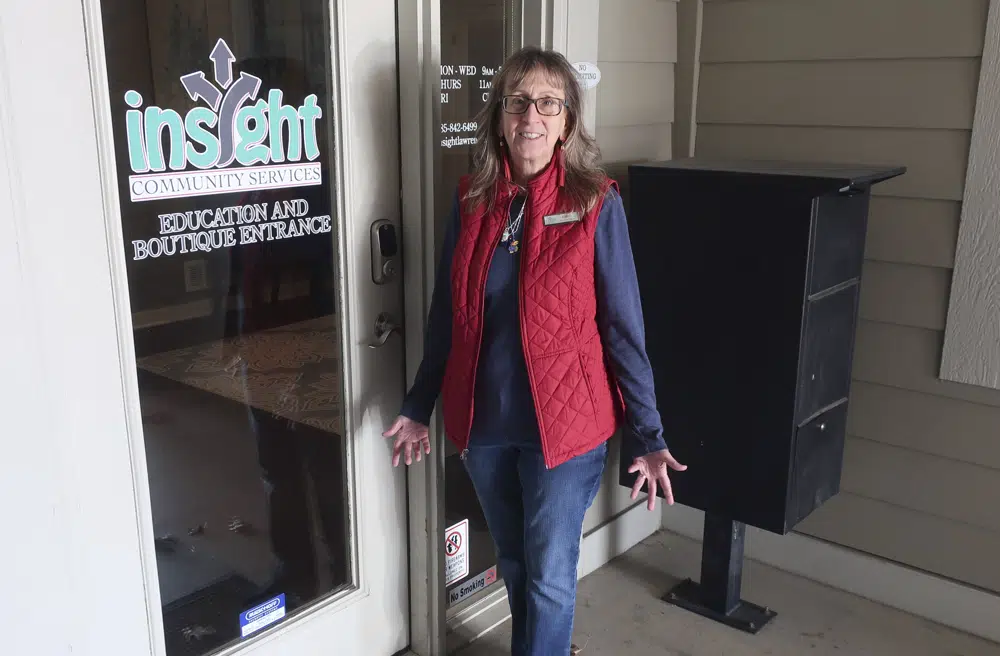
[458,530,1000,656]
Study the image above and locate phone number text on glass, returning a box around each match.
[442,122,478,134]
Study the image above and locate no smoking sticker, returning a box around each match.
[445,519,470,586]
[448,565,498,605]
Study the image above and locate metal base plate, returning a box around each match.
[663,578,777,634]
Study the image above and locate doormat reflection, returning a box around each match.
[162,574,261,656]
[137,314,343,435]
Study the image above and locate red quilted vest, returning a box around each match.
[440,151,623,469]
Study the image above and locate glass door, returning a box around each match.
[437,0,523,611]
[90,0,409,653]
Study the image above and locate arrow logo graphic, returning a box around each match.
[210,38,236,89]
[216,72,263,167]
[180,71,223,112]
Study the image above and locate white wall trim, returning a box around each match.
[673,0,702,158]
[940,0,1000,390]
[447,500,661,651]
[550,0,599,135]
[662,505,1000,645]
[549,0,570,54]
[579,500,662,579]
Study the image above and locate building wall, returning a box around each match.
[689,0,1000,593]
[595,0,676,166]
[582,0,678,533]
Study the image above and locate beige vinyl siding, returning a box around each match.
[694,0,1000,593]
[864,197,960,269]
[699,59,979,130]
[700,0,987,61]
[696,125,970,200]
[796,492,1000,595]
[858,262,951,331]
[583,0,677,533]
[595,0,676,178]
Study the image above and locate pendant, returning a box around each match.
[502,228,511,243]
[508,239,519,254]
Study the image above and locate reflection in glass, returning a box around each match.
[99,1,348,653]
[438,0,522,608]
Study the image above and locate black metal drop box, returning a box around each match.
[619,158,905,632]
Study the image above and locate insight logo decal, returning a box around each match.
[124,39,323,202]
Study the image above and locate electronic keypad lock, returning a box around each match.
[370,219,399,284]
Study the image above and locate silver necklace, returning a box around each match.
[502,197,525,254]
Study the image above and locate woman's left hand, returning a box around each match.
[628,449,688,511]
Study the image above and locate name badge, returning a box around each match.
[543,212,581,226]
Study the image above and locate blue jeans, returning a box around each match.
[462,440,608,656]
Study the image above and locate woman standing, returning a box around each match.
[384,46,687,655]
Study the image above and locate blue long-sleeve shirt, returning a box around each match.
[400,186,668,456]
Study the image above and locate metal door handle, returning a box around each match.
[369,312,401,348]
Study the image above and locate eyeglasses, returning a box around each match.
[501,95,568,116]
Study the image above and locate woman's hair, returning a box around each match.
[464,46,606,214]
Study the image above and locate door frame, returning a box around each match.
[11,0,410,652]
[397,0,448,654]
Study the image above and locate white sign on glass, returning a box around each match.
[572,62,601,90]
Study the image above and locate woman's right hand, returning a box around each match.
[383,415,431,467]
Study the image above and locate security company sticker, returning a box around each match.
[445,519,470,586]
[240,594,286,638]
[449,566,498,605]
